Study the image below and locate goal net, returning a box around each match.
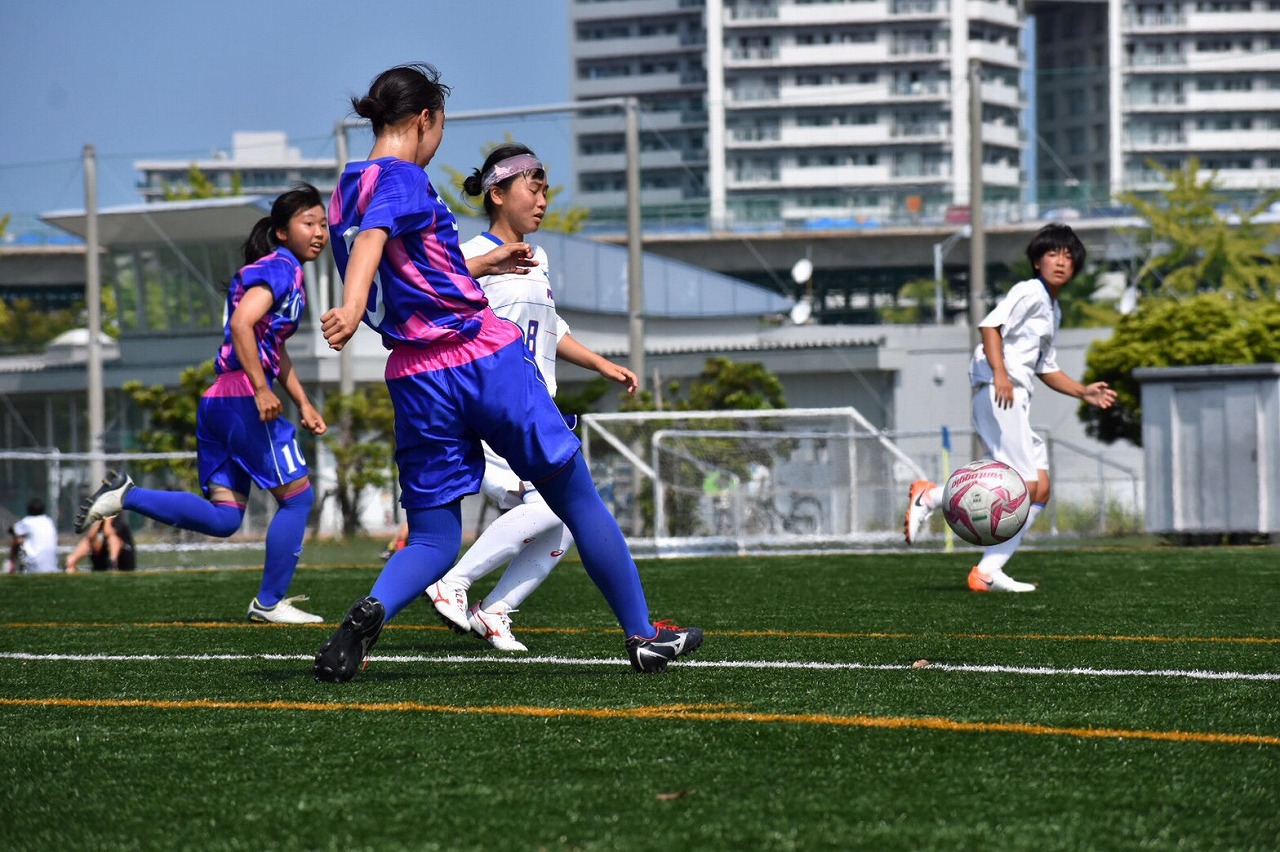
[579,407,930,557]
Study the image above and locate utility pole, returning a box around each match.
[624,96,645,390]
[83,144,105,487]
[968,59,987,460]
[334,122,353,402]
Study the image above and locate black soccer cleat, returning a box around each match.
[313,596,386,683]
[75,469,134,534]
[625,619,704,674]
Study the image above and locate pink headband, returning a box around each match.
[481,154,544,192]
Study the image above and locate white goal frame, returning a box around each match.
[579,407,930,558]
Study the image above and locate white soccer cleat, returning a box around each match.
[468,603,528,652]
[247,595,325,624]
[904,479,937,545]
[427,580,470,634]
[75,470,134,534]
[968,566,1036,593]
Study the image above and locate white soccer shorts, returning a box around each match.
[971,384,1047,480]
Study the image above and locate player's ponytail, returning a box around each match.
[351,95,386,127]
[353,63,451,135]
[242,217,275,266]
[241,184,324,265]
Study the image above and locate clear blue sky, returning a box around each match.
[0,0,575,220]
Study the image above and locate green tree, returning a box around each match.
[619,357,787,414]
[1081,294,1280,445]
[554,377,612,419]
[879,277,947,325]
[437,134,589,234]
[163,165,243,201]
[321,384,397,537]
[0,298,82,354]
[1119,159,1280,299]
[678,357,787,411]
[122,360,217,488]
[610,357,787,535]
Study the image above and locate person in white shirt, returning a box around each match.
[904,223,1117,592]
[425,143,638,650]
[9,498,59,574]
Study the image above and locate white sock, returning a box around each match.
[924,485,943,510]
[976,502,1044,575]
[442,499,563,589]
[485,524,573,611]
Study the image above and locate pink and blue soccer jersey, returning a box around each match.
[201,245,309,495]
[214,246,306,380]
[326,157,577,507]
[327,158,490,349]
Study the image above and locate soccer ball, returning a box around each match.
[942,460,1031,546]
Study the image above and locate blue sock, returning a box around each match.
[369,503,462,620]
[256,484,313,607]
[123,487,244,537]
[534,452,653,637]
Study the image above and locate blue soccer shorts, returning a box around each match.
[385,311,580,509]
[197,372,309,496]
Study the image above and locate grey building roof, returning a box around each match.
[455,218,792,319]
[44,197,791,320]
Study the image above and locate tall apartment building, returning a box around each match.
[570,0,1280,229]
[571,3,712,221]
[134,132,336,203]
[1033,0,1280,208]
[569,0,1026,228]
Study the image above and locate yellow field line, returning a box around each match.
[2,696,1275,748]
[2,621,1276,645]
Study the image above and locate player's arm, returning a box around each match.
[557,334,638,395]
[1038,370,1117,409]
[64,532,93,572]
[276,347,327,436]
[321,228,388,351]
[6,525,20,573]
[981,326,1015,409]
[229,285,282,422]
[100,519,124,563]
[466,242,534,279]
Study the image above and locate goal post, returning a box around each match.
[579,408,931,557]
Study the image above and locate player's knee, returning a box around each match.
[274,481,314,510]
[207,504,246,538]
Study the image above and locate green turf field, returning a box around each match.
[2,544,1277,851]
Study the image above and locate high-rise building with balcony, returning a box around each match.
[1114,0,1280,198]
[569,0,1026,228]
[571,0,1280,228]
[571,2,711,224]
[1033,0,1280,208]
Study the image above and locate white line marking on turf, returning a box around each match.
[1,652,1277,682]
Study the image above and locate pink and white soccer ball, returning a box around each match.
[942,460,1031,546]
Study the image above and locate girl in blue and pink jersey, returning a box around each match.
[76,185,330,624]
[313,63,702,680]
[425,143,640,653]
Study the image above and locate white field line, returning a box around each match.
[1,652,1278,682]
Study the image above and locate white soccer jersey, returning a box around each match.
[968,277,1061,394]
[461,232,570,397]
[13,513,58,573]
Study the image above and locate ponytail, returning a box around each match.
[242,217,276,265]
[352,63,450,135]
